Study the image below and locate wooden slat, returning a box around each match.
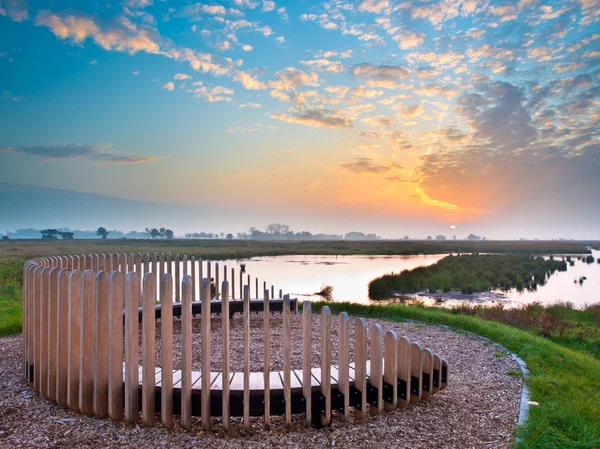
[108,272,124,421]
[215,262,220,301]
[39,268,50,396]
[201,278,211,431]
[181,275,192,430]
[221,281,230,431]
[105,253,113,272]
[397,336,412,408]
[22,265,28,379]
[338,312,350,421]
[67,270,82,411]
[369,324,383,415]
[410,342,423,404]
[92,254,99,271]
[47,268,59,400]
[159,253,165,284]
[152,253,158,293]
[124,272,140,423]
[142,273,156,426]
[56,269,70,405]
[191,257,196,302]
[354,318,367,419]
[243,285,250,430]
[441,359,449,390]
[231,268,235,300]
[383,331,398,411]
[93,271,109,418]
[263,289,270,429]
[175,254,181,303]
[302,301,312,426]
[432,354,441,395]
[160,273,174,429]
[283,295,292,428]
[421,348,433,399]
[79,270,95,416]
[320,306,331,426]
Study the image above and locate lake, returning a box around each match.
[216,250,600,309]
[169,250,599,309]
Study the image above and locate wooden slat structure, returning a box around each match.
[21,253,449,432]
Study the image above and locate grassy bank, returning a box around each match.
[369,254,569,298]
[312,301,600,449]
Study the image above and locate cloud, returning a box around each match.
[0,0,28,21]
[271,108,352,129]
[174,73,191,80]
[358,0,389,14]
[2,143,162,165]
[300,58,343,73]
[350,63,411,81]
[194,85,234,102]
[125,0,152,8]
[362,115,396,127]
[162,82,174,91]
[242,44,253,51]
[393,30,425,49]
[233,70,267,89]
[132,71,140,75]
[275,36,285,43]
[89,59,97,65]
[339,157,393,174]
[262,0,276,12]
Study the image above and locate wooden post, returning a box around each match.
[207,261,212,292]
[338,312,350,421]
[231,268,235,300]
[432,354,441,395]
[181,276,193,430]
[263,289,270,430]
[124,272,140,423]
[397,336,412,408]
[271,285,274,300]
[283,294,292,428]
[153,253,158,295]
[243,285,250,430]
[142,273,156,426]
[215,262,220,301]
[47,268,59,400]
[39,268,50,396]
[191,257,196,302]
[108,272,124,421]
[56,269,70,407]
[369,324,383,415]
[410,342,423,404]
[441,359,449,390]
[136,254,142,299]
[279,289,282,299]
[354,318,367,419]
[201,278,211,431]
[383,331,398,411]
[79,270,95,416]
[160,273,174,429]
[421,348,433,399]
[320,306,331,426]
[255,278,258,299]
[175,254,181,303]
[221,281,230,431]
[93,271,109,418]
[302,301,312,426]
[183,255,188,278]
[159,253,165,283]
[67,270,82,411]
[198,258,203,301]
[239,270,243,300]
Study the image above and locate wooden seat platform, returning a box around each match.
[128,359,449,419]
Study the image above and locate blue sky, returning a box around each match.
[0,0,599,238]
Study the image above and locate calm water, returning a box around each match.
[167,250,600,309]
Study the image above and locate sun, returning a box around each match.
[450,225,456,229]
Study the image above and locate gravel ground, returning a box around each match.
[0,314,523,448]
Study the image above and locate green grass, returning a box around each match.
[0,290,22,337]
[310,301,600,449]
[369,254,569,298]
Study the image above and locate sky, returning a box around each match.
[0,0,599,239]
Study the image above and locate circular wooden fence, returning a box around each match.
[21,253,448,431]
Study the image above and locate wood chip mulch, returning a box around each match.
[0,314,523,448]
